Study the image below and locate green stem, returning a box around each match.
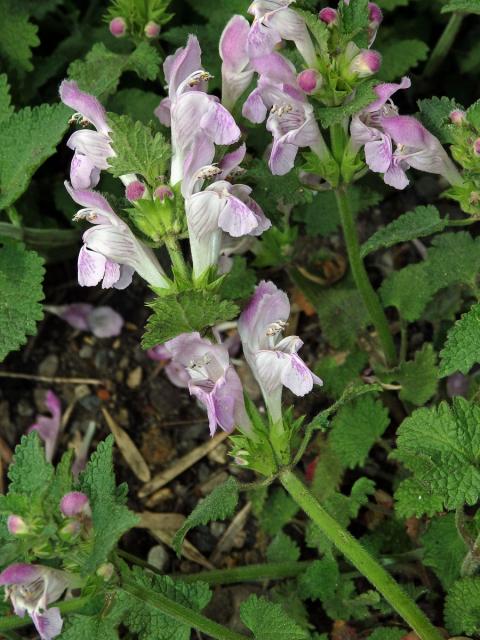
[179,561,311,585]
[121,580,249,640]
[424,12,464,78]
[280,469,442,640]
[335,187,397,366]
[0,222,80,250]
[164,235,190,281]
[0,596,92,632]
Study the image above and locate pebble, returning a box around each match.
[127,366,143,389]
[37,354,59,377]
[207,443,228,465]
[147,543,169,572]
[79,345,93,360]
[78,394,101,411]
[210,522,226,538]
[17,398,34,417]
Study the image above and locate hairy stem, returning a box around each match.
[424,12,464,78]
[179,561,311,585]
[280,469,443,640]
[122,580,249,640]
[164,235,190,281]
[335,186,397,366]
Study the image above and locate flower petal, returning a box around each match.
[59,80,109,134]
[77,246,106,287]
[32,608,63,640]
[218,195,260,237]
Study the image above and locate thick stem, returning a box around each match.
[164,235,190,282]
[280,469,443,640]
[335,187,397,366]
[121,580,249,640]
[424,12,464,78]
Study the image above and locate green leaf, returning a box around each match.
[444,577,480,635]
[143,290,239,349]
[367,629,406,640]
[0,240,45,362]
[421,513,467,590]
[8,432,53,496]
[361,205,446,257]
[316,80,377,127]
[108,89,162,126]
[466,99,480,130]
[108,114,171,186]
[377,0,410,7]
[439,302,480,377]
[377,39,429,82]
[298,555,339,602]
[418,96,463,144]
[393,398,480,516]
[0,0,39,72]
[259,488,299,536]
[218,256,256,301]
[79,436,138,574]
[172,477,239,553]
[68,42,161,98]
[240,595,309,640]
[384,343,438,406]
[315,349,369,400]
[266,531,301,563]
[380,232,480,321]
[338,0,369,46]
[0,103,69,210]
[247,158,312,216]
[329,396,389,469]
[296,9,329,51]
[442,0,480,13]
[46,450,74,511]
[0,74,13,124]
[119,567,211,640]
[60,616,119,640]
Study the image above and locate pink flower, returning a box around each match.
[164,332,251,436]
[319,7,337,24]
[59,81,113,189]
[220,15,254,110]
[109,17,126,38]
[147,344,191,388]
[238,281,322,423]
[45,303,123,338]
[28,391,62,462]
[60,492,91,517]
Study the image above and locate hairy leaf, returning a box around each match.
[8,432,53,496]
[377,39,429,81]
[0,240,44,362]
[266,532,301,563]
[418,96,463,144]
[298,555,339,602]
[0,0,39,72]
[219,256,256,300]
[381,344,438,405]
[172,477,239,553]
[61,616,119,640]
[444,577,480,635]
[317,80,377,127]
[442,0,480,13]
[421,514,467,590]
[240,595,309,640]
[108,89,162,126]
[0,74,13,123]
[259,488,299,536]
[440,302,480,376]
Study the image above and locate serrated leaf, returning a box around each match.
[143,290,239,349]
[315,349,369,400]
[377,39,429,81]
[440,302,480,376]
[8,432,53,496]
[376,0,410,8]
[259,488,299,536]
[60,616,119,640]
[298,555,339,602]
[266,531,301,563]
[119,567,211,640]
[442,0,480,13]
[361,206,445,257]
[380,232,480,321]
[418,96,463,144]
[316,80,377,127]
[466,99,480,130]
[0,74,13,124]
[0,0,39,72]
[68,42,161,98]
[108,89,162,126]
[172,477,239,553]
[240,595,309,640]
[382,344,438,405]
[218,256,256,300]
[0,240,45,362]
[0,103,69,209]
[367,629,406,640]
[79,436,138,575]
[296,9,329,50]
[421,513,467,590]
[329,396,389,469]
[444,577,480,635]
[338,0,369,46]
[393,398,480,516]
[108,114,171,186]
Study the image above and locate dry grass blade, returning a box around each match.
[102,407,151,482]
[210,502,252,565]
[138,431,229,500]
[137,511,214,570]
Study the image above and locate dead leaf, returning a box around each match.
[102,407,151,482]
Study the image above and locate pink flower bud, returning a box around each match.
[350,49,382,77]
[109,17,127,38]
[154,185,174,201]
[59,520,81,541]
[126,180,146,202]
[368,2,383,26]
[318,7,337,24]
[144,21,161,38]
[297,69,322,94]
[7,515,29,536]
[450,109,466,125]
[474,139,480,156]
[60,492,90,517]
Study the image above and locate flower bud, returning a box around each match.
[350,49,382,77]
[297,69,322,94]
[318,7,337,24]
[144,21,161,38]
[58,520,81,541]
[60,492,90,517]
[368,2,383,27]
[450,109,466,125]
[97,563,114,581]
[154,185,174,201]
[126,180,146,202]
[109,17,127,38]
[7,515,29,536]
[474,139,480,156]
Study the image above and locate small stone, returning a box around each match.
[207,443,228,465]
[210,522,226,538]
[79,345,93,359]
[17,398,33,417]
[38,354,59,377]
[74,385,91,400]
[147,543,169,572]
[127,366,143,389]
[78,394,100,411]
